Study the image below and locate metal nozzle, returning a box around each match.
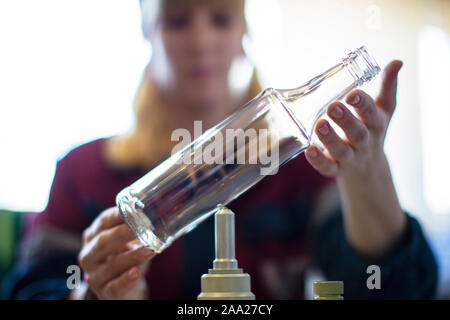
[197,206,255,300]
[214,206,238,269]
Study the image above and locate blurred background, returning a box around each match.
[0,0,449,298]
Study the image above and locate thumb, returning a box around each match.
[375,60,403,119]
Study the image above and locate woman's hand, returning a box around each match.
[305,60,402,179]
[305,60,408,258]
[77,207,156,300]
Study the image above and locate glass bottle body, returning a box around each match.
[116,46,380,253]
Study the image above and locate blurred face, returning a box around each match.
[146,0,247,108]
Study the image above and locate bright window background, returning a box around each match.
[0,0,150,212]
[0,0,449,297]
[418,25,450,215]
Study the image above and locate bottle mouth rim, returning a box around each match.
[344,46,381,84]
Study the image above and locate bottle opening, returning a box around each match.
[344,46,381,84]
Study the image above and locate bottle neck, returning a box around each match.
[344,46,381,85]
[278,46,380,100]
[275,46,380,138]
[277,62,346,102]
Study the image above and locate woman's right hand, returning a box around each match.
[77,207,156,299]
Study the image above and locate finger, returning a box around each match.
[327,102,369,150]
[315,119,354,163]
[83,207,124,243]
[99,267,142,300]
[305,145,339,177]
[79,224,136,270]
[87,245,155,290]
[346,90,384,134]
[375,60,403,118]
[107,239,143,258]
[126,239,143,251]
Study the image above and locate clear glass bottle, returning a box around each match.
[116,46,381,253]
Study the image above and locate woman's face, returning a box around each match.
[149,1,247,108]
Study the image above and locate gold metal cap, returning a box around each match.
[313,281,344,295]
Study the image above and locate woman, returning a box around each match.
[5,0,437,299]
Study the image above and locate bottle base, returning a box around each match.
[116,189,165,253]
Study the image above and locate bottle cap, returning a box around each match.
[313,281,344,296]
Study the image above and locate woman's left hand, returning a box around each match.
[305,60,403,180]
[305,60,407,258]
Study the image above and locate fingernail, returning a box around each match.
[349,94,360,105]
[141,247,154,257]
[308,148,317,158]
[128,268,139,279]
[318,123,329,135]
[130,243,142,251]
[330,105,344,119]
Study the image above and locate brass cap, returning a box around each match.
[313,281,344,295]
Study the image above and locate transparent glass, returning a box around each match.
[116,46,381,253]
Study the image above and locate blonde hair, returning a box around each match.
[105,0,263,171]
